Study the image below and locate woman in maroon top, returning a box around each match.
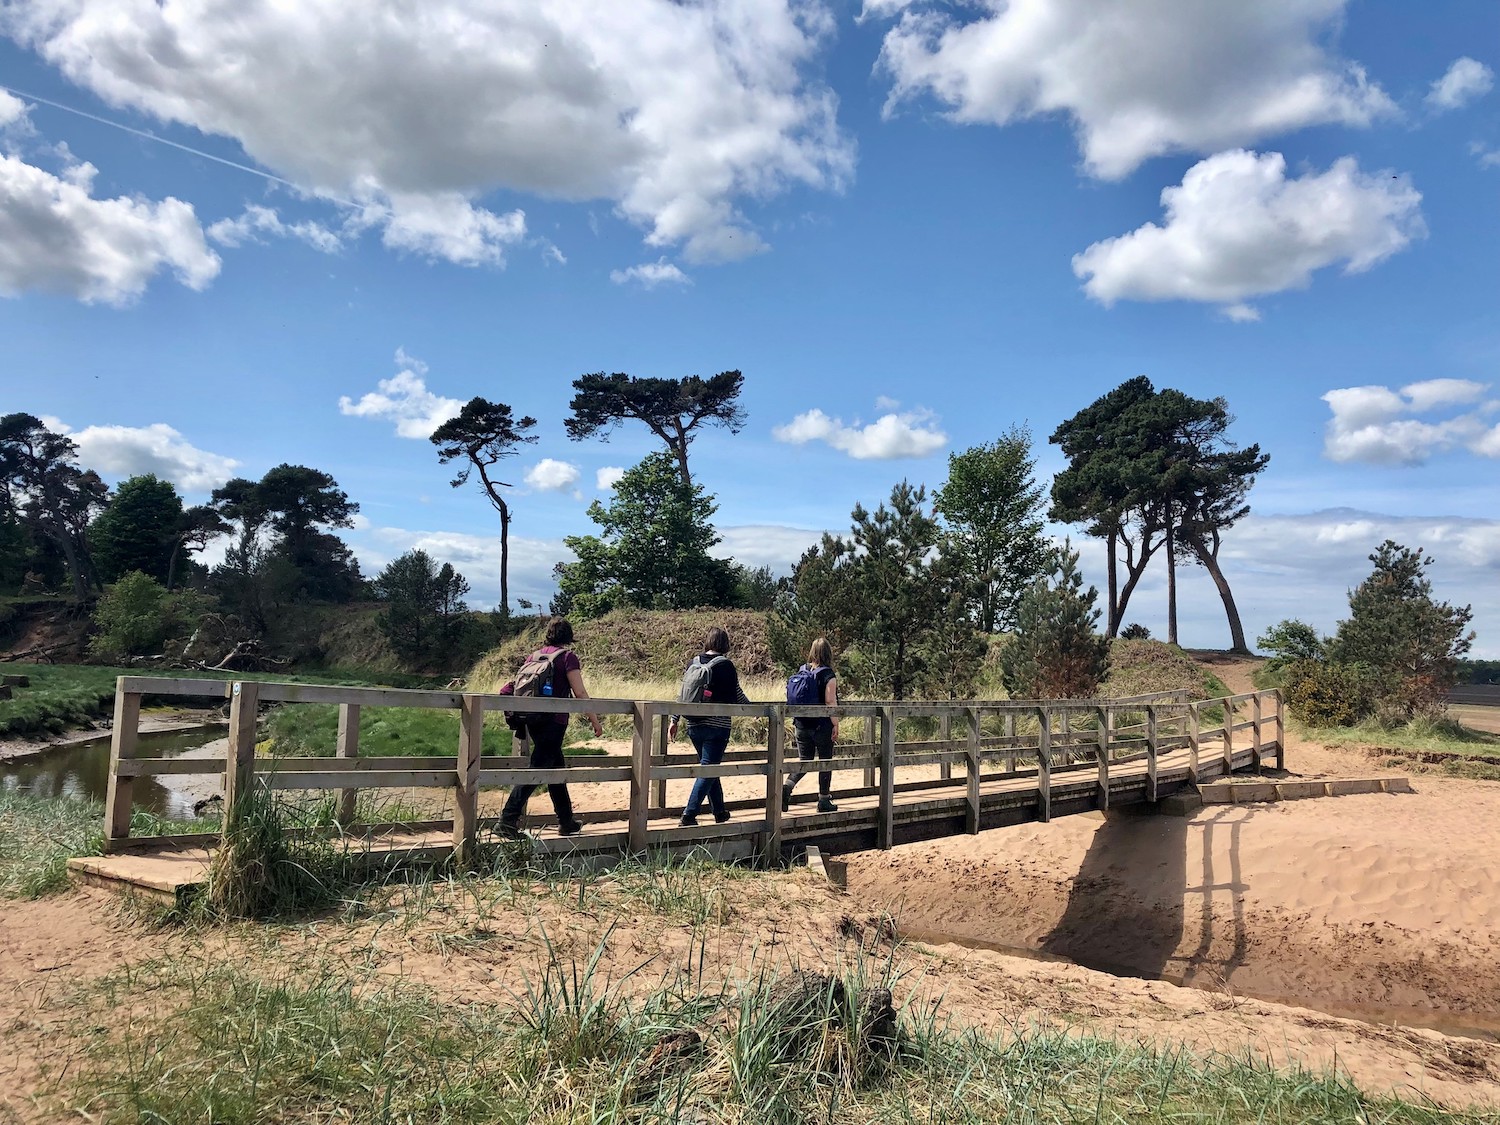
[499,617,602,837]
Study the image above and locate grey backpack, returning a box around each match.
[679,655,727,704]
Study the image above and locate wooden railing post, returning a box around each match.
[939,711,952,781]
[1036,707,1051,823]
[453,695,483,863]
[1060,709,1073,766]
[224,680,261,818]
[1251,693,1264,773]
[336,702,361,827]
[629,703,651,853]
[1094,705,1109,812]
[878,706,895,849]
[1145,704,1158,804]
[655,712,670,810]
[1005,712,1017,773]
[1187,702,1201,785]
[1222,697,1235,774]
[1274,691,1286,771]
[103,680,142,847]
[764,704,785,864]
[964,706,981,834]
[863,713,875,789]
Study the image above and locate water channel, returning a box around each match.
[0,726,226,820]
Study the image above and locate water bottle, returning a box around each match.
[541,680,553,697]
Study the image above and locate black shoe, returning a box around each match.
[679,814,698,827]
[558,820,583,837]
[497,821,523,839]
[817,796,838,813]
[713,811,732,824]
[781,785,792,812]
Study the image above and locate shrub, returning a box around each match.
[1000,545,1110,699]
[1256,618,1326,673]
[1118,622,1151,640]
[89,571,210,662]
[1283,659,1376,727]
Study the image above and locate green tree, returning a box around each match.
[89,474,184,584]
[0,413,108,599]
[1000,544,1111,699]
[89,571,209,661]
[166,504,231,590]
[431,397,538,614]
[564,370,746,489]
[555,452,735,617]
[0,508,28,594]
[767,535,863,672]
[1256,619,1326,672]
[934,428,1050,633]
[1328,541,1474,722]
[374,549,471,663]
[916,559,989,700]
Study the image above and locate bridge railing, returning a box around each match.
[100,677,1283,859]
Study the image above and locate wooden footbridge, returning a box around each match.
[72,677,1283,898]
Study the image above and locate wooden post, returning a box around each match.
[1187,702,1201,785]
[1005,712,1017,773]
[1251,693,1264,773]
[878,706,895,850]
[453,695,483,863]
[966,707,981,834]
[1036,707,1051,823]
[336,702,361,827]
[629,703,651,853]
[224,680,261,818]
[1060,709,1073,766]
[939,711,952,781]
[103,681,142,846]
[863,713,875,789]
[1094,705,1109,812]
[1145,704,1158,804]
[1274,691,1286,771]
[655,712,670,810]
[764,705,785,864]
[1222,697,1235,775]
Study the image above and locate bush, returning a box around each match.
[1283,660,1376,727]
[1118,622,1151,640]
[89,571,210,662]
[1000,546,1110,699]
[1256,618,1326,672]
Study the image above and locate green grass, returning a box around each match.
[70,951,1486,1125]
[264,701,513,757]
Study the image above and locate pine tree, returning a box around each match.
[1001,544,1111,700]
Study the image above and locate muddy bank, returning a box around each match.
[844,779,1500,1033]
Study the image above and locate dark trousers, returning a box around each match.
[500,719,574,826]
[786,722,834,796]
[683,725,729,821]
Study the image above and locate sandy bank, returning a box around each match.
[0,714,222,763]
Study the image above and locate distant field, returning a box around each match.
[1449,704,1500,736]
[1449,684,1500,707]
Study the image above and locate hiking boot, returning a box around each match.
[558,820,584,837]
[713,811,732,824]
[816,796,838,813]
[678,814,698,827]
[496,821,523,840]
[781,785,793,812]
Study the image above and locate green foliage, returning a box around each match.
[374,549,472,664]
[934,428,1050,633]
[0,412,110,598]
[88,473,183,583]
[205,785,339,919]
[767,534,864,674]
[1103,639,1222,700]
[264,697,512,757]
[0,507,31,593]
[88,571,210,662]
[1119,622,1151,639]
[1460,659,1500,684]
[1257,618,1326,672]
[1283,659,1377,727]
[1001,544,1111,699]
[556,452,736,616]
[916,561,989,700]
[1329,540,1474,723]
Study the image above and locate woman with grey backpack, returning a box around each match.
[668,626,751,826]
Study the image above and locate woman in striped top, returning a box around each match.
[668,626,751,826]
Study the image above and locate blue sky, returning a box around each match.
[0,1,1497,654]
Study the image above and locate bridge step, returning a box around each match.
[1198,777,1412,804]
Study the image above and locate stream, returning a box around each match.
[0,726,227,820]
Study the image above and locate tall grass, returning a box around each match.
[263,701,513,757]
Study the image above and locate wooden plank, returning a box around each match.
[263,755,460,772]
[478,767,634,785]
[337,702,360,827]
[965,707,980,835]
[652,761,768,781]
[224,681,260,816]
[765,704,784,863]
[257,683,464,708]
[1223,697,1234,774]
[1005,713,1017,772]
[893,749,969,768]
[1060,710,1073,767]
[1274,691,1286,771]
[1146,705,1158,804]
[103,688,142,843]
[778,755,875,775]
[453,695,482,863]
[1187,702,1201,784]
[116,758,226,777]
[1251,693,1264,774]
[116,676,232,697]
[265,770,457,790]
[655,712,669,809]
[1036,707,1051,822]
[939,713,952,781]
[1095,706,1109,812]
[878,706,895,849]
[629,703,650,853]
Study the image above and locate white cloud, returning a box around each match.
[0,153,220,305]
[1426,57,1494,112]
[1474,144,1500,170]
[711,524,824,571]
[5,0,854,265]
[524,458,581,492]
[0,90,30,132]
[1072,150,1423,318]
[1322,379,1500,465]
[339,349,465,440]
[875,0,1393,179]
[873,394,901,411]
[354,192,527,267]
[596,466,626,490]
[207,204,342,253]
[609,258,691,288]
[773,404,947,459]
[65,422,240,492]
[362,526,567,608]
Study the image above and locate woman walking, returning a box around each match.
[783,637,839,813]
[669,625,751,827]
[498,617,603,837]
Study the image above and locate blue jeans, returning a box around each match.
[683,726,729,821]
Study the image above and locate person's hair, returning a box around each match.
[704,626,731,654]
[544,617,575,647]
[807,637,834,669]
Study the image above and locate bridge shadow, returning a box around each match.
[1040,804,1257,987]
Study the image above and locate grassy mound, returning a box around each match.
[1104,640,1230,700]
[469,607,773,689]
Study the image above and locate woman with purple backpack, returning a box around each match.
[782,637,839,813]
